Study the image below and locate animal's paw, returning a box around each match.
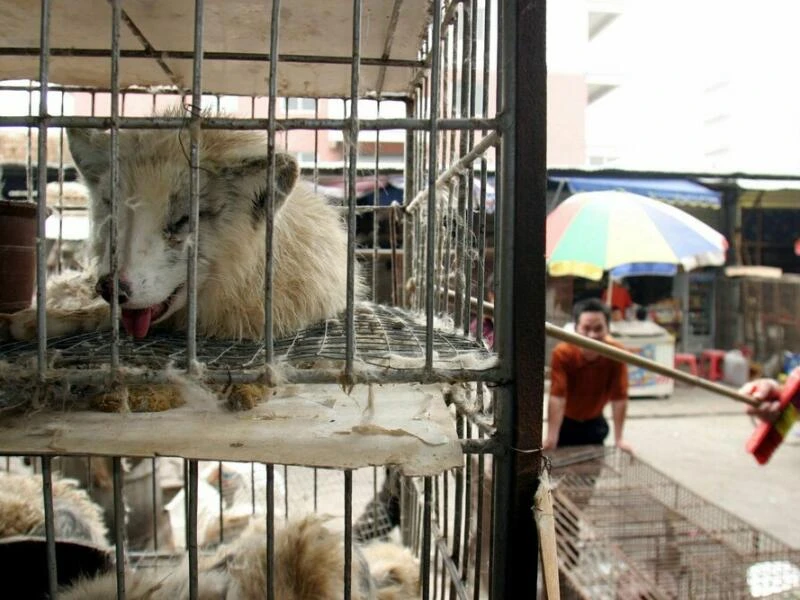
[90,385,186,412]
[226,383,267,411]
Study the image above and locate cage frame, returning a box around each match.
[0,0,547,598]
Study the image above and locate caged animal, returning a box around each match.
[0,471,109,546]
[60,515,420,600]
[3,117,362,342]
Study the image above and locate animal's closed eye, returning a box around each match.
[165,215,190,234]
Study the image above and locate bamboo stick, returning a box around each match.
[544,322,759,408]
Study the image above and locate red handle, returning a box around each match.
[746,368,800,465]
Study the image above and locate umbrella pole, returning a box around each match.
[606,277,614,309]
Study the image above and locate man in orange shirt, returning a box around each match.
[544,298,632,451]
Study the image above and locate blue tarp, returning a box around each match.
[554,176,722,208]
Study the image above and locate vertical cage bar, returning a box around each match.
[266,464,276,600]
[458,2,474,334]
[438,181,454,315]
[491,0,546,597]
[473,444,487,598]
[344,0,363,383]
[109,0,122,371]
[406,91,420,311]
[187,460,199,599]
[264,0,282,360]
[283,464,289,518]
[55,92,65,274]
[313,99,320,194]
[460,420,473,584]
[421,476,433,600]
[218,461,224,543]
[41,456,58,599]
[424,0,443,371]
[450,457,464,600]
[474,160,488,346]
[313,467,319,512]
[35,0,51,377]
[344,469,353,599]
[372,100,381,301]
[186,0,205,368]
[113,457,126,599]
[151,458,159,550]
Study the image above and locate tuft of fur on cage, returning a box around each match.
[60,515,419,600]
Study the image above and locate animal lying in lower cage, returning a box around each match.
[61,516,419,600]
[0,458,422,599]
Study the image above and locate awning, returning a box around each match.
[736,179,800,209]
[552,176,722,209]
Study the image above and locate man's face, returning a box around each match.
[575,310,609,360]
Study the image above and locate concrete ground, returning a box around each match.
[570,382,800,549]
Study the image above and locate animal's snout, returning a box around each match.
[95,274,132,305]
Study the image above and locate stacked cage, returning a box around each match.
[0,1,547,599]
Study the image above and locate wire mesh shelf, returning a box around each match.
[0,303,498,401]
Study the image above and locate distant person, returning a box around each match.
[544,298,632,452]
[601,278,633,316]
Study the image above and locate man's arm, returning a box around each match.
[609,357,632,452]
[610,398,632,452]
[544,395,566,450]
[544,347,569,450]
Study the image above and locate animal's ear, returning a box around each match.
[67,129,110,185]
[220,152,299,215]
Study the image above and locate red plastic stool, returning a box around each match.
[700,349,726,381]
[674,353,698,376]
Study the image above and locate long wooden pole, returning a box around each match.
[544,322,759,408]
[445,288,760,407]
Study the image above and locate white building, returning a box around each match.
[549,0,800,174]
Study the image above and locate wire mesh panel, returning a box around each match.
[550,447,800,599]
[0,0,546,598]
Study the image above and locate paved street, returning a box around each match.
[545,381,800,548]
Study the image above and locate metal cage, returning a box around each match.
[0,0,546,599]
[551,447,800,599]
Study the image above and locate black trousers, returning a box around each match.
[557,415,609,447]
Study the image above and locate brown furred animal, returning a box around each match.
[60,515,420,600]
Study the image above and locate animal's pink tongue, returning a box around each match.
[121,308,153,339]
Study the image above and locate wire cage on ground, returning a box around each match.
[550,447,800,599]
[0,0,546,598]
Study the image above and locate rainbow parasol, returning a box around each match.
[546,191,728,281]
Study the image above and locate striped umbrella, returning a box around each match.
[546,191,728,281]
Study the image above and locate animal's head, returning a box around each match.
[67,126,298,338]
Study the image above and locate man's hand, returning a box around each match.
[615,439,633,453]
[543,430,558,451]
[740,378,782,424]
